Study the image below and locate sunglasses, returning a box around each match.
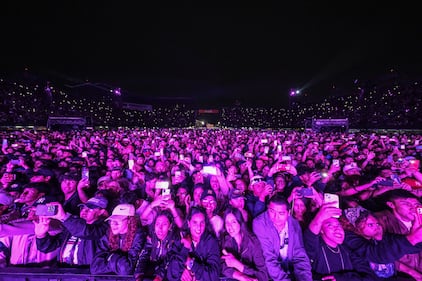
[251,178,265,184]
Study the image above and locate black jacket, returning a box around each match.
[136,229,179,279]
[167,230,221,281]
[90,228,147,276]
[36,215,109,267]
[220,231,268,281]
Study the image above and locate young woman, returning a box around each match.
[290,196,315,230]
[136,209,180,281]
[167,206,221,281]
[220,207,268,281]
[90,203,147,276]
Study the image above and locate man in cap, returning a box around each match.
[97,175,111,190]
[228,188,249,223]
[34,195,109,268]
[14,182,50,219]
[0,195,61,267]
[245,175,272,218]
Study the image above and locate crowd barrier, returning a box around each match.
[0,267,135,281]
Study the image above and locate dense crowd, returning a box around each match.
[1,72,421,129]
[0,128,421,281]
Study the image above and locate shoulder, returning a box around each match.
[253,211,267,224]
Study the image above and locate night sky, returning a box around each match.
[1,3,421,107]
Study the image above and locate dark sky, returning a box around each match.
[1,3,421,106]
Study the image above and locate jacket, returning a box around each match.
[375,209,422,274]
[135,229,179,279]
[36,215,109,267]
[304,228,377,281]
[253,213,312,281]
[220,231,268,281]
[167,230,221,281]
[90,228,147,276]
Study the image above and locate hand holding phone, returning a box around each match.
[417,207,422,225]
[81,167,89,180]
[333,159,340,167]
[128,159,134,170]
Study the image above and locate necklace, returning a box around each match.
[322,244,345,273]
[326,244,340,254]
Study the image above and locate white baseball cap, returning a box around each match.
[105,204,135,221]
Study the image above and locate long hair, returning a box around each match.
[222,206,249,236]
[108,215,140,252]
[182,206,213,237]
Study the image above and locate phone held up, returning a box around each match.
[35,204,58,216]
[324,193,340,218]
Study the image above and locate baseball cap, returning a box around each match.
[200,188,217,201]
[78,196,108,209]
[23,182,50,194]
[97,175,111,186]
[0,192,14,206]
[32,168,55,178]
[60,172,81,182]
[229,189,245,200]
[343,162,360,173]
[250,175,265,185]
[105,204,135,221]
[5,182,24,193]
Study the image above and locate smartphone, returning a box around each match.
[175,171,181,177]
[417,207,422,225]
[10,159,20,165]
[285,140,292,145]
[324,193,340,217]
[128,159,134,170]
[82,151,88,158]
[198,156,204,163]
[277,144,282,152]
[333,159,340,167]
[81,166,89,180]
[155,181,169,189]
[300,187,313,197]
[244,152,254,158]
[281,156,291,162]
[35,204,58,216]
[203,166,218,175]
[261,139,268,144]
[400,145,405,150]
[264,146,269,154]
[179,154,184,161]
[162,188,171,199]
[2,139,7,147]
[154,151,161,157]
